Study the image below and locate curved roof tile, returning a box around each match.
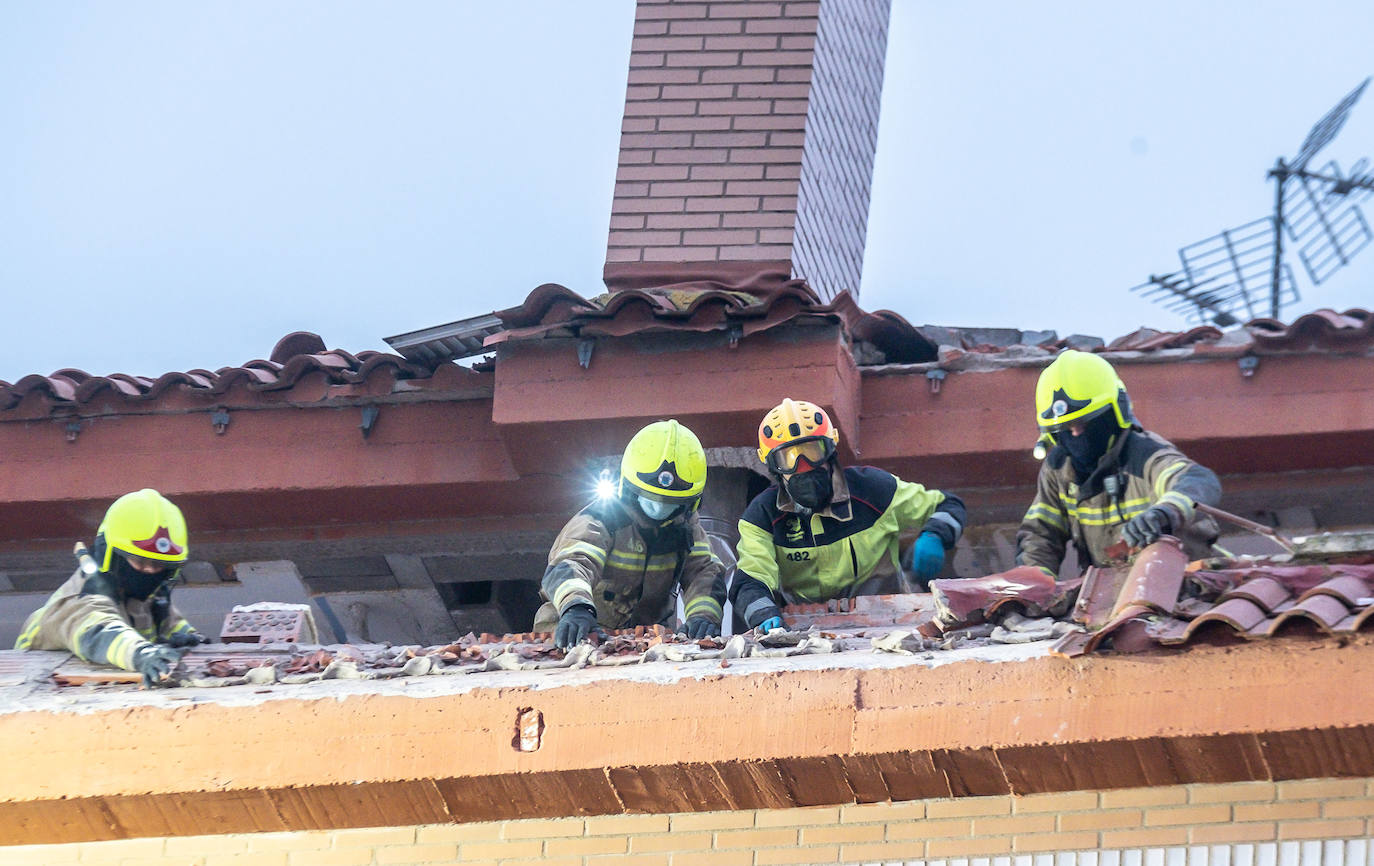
[482,279,945,366]
[1216,575,1291,612]
[1298,575,1371,607]
[1248,308,1373,351]
[1269,593,1353,634]
[0,332,448,413]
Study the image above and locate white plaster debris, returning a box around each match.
[0,634,1059,716]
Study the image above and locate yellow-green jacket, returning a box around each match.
[537,499,726,631]
[1017,428,1221,572]
[14,568,197,670]
[731,465,966,612]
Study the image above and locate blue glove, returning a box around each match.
[758,616,784,633]
[909,531,947,586]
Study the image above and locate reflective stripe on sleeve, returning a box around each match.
[551,578,594,612]
[1153,461,1187,499]
[561,541,607,567]
[683,596,723,622]
[1025,502,1068,531]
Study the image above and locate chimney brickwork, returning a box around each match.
[605,0,891,300]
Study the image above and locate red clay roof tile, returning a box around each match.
[1216,575,1291,612]
[0,331,458,413]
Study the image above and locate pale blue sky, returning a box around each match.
[2,1,1372,380]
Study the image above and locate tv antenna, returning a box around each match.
[1133,77,1374,325]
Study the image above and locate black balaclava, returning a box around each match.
[1061,411,1121,479]
[785,466,834,511]
[111,554,173,601]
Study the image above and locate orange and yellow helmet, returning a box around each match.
[757,399,839,476]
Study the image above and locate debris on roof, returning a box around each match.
[931,566,1082,629]
[927,530,1374,659]
[13,528,1374,694]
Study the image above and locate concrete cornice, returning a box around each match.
[4,636,1373,844]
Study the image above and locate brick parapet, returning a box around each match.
[7,779,1374,862]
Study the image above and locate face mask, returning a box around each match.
[1061,412,1119,478]
[785,467,833,511]
[112,555,174,600]
[637,496,677,521]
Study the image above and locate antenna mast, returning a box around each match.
[1133,77,1374,325]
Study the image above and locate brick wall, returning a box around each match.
[605,0,891,302]
[8,777,1373,865]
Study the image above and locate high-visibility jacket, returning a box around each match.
[731,465,965,614]
[1017,428,1221,572]
[14,568,197,670]
[537,499,726,631]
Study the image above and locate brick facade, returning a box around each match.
[8,778,1373,864]
[605,0,891,301]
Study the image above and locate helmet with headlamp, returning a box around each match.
[619,420,707,522]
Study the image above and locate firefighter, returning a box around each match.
[537,420,727,649]
[1017,349,1222,574]
[15,488,210,686]
[729,399,966,632]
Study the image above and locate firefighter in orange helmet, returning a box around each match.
[729,399,966,631]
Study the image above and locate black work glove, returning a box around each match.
[133,644,183,687]
[684,617,721,639]
[166,630,211,649]
[554,604,602,649]
[1122,504,1179,549]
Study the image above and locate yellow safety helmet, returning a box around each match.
[620,420,707,508]
[95,488,189,572]
[757,398,840,475]
[1035,350,1134,438]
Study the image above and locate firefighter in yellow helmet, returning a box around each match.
[14,489,209,686]
[536,420,727,648]
[729,399,967,631]
[1017,350,1222,573]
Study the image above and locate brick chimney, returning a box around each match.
[604,0,891,301]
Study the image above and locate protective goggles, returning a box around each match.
[765,436,836,476]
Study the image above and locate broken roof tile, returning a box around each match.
[1111,535,1188,617]
[1248,308,1373,351]
[1105,325,1225,352]
[960,535,1374,656]
[930,566,1072,628]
